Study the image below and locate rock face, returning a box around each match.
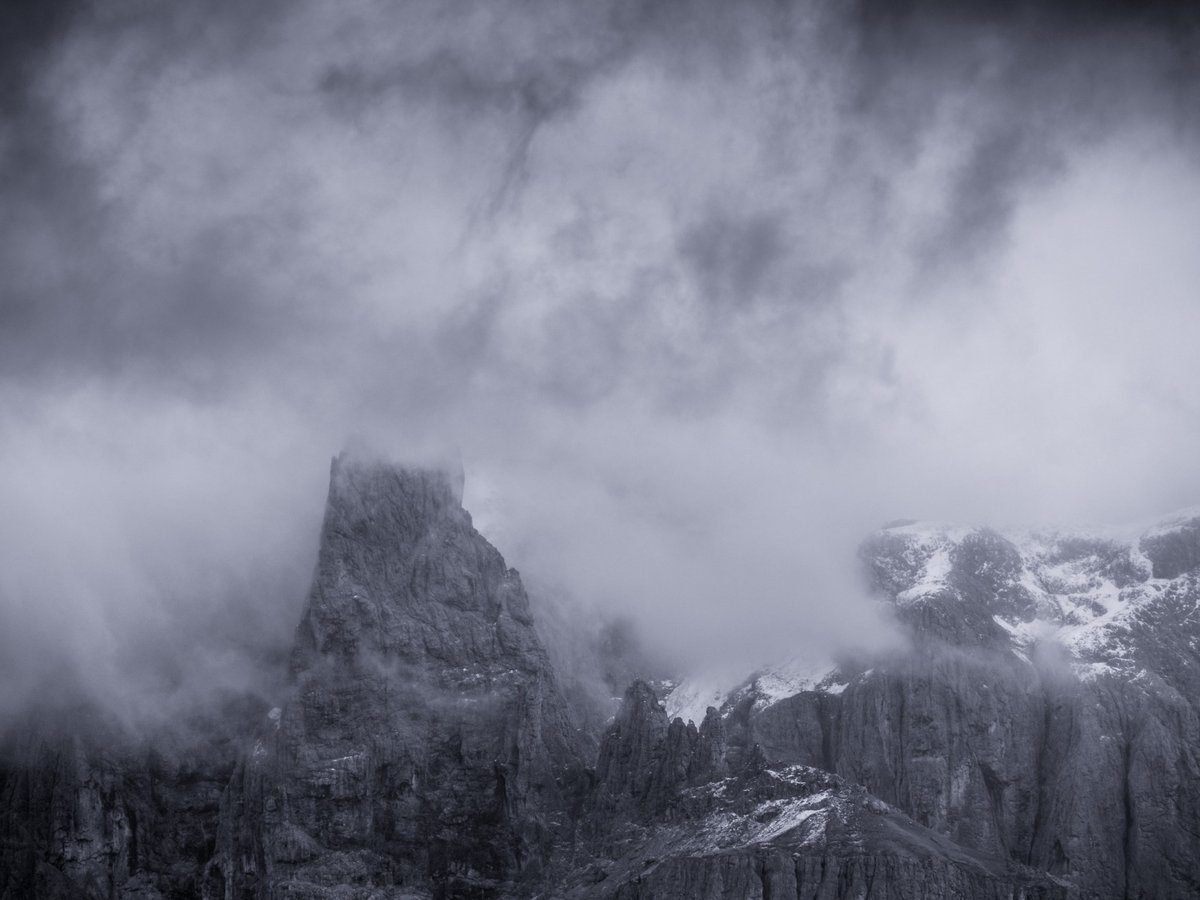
[667,513,1200,899]
[565,683,1067,900]
[845,519,1200,899]
[2,462,1198,899]
[0,699,264,900]
[590,682,728,826]
[213,454,588,899]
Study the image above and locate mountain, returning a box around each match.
[214,454,590,898]
[660,513,1200,898]
[2,457,1198,898]
[561,681,1067,900]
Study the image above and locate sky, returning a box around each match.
[2,0,1199,726]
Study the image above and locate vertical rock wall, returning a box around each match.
[213,455,587,899]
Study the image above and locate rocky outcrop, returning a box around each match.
[565,685,1068,900]
[590,682,728,829]
[1139,514,1200,580]
[3,461,1198,899]
[724,517,1200,899]
[0,698,263,900]
[213,453,588,899]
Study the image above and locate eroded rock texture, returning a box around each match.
[0,700,262,900]
[728,517,1200,899]
[3,461,1198,899]
[213,455,588,899]
[564,683,1066,900]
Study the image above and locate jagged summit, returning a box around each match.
[862,508,1200,678]
[292,449,532,672]
[658,506,1200,899]
[871,505,1200,553]
[668,506,1200,723]
[329,445,465,508]
[4,462,1197,898]
[217,449,588,898]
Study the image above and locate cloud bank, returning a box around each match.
[2,0,1199,723]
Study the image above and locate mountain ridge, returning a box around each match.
[2,457,1197,898]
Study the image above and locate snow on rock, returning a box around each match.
[663,672,737,725]
[748,655,846,709]
[873,508,1200,679]
[664,655,845,724]
[668,772,836,854]
[669,508,1197,726]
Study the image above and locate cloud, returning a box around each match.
[2,0,1200,722]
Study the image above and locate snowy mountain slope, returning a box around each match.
[653,508,1200,899]
[3,460,1197,899]
[663,655,848,727]
[662,511,1199,724]
[865,508,1200,687]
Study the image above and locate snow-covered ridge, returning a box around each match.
[664,654,848,725]
[662,673,732,727]
[666,508,1199,719]
[871,507,1200,678]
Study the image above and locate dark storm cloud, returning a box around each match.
[0,225,311,397]
[0,3,97,377]
[917,128,1054,275]
[3,0,1200,724]
[846,0,1200,276]
[679,209,789,309]
[0,1,630,399]
[856,0,1200,32]
[0,2,312,396]
[0,0,81,121]
[6,0,1194,398]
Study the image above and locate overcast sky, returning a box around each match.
[2,0,1199,724]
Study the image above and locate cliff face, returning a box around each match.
[695,515,1200,899]
[214,454,588,899]
[2,462,1198,899]
[0,455,588,900]
[564,682,1067,900]
[0,699,263,900]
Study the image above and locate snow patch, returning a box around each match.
[887,512,1198,681]
[664,673,734,726]
[751,656,844,709]
[892,529,964,605]
[667,656,846,723]
[751,795,829,843]
[1139,506,1200,541]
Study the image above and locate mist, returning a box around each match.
[2,0,1200,727]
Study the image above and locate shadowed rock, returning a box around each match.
[214,453,587,899]
[3,467,1197,899]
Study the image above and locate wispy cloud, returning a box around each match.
[2,0,1199,721]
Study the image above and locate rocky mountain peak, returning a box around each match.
[4,464,1196,899]
[291,452,538,674]
[857,509,1200,680]
[217,452,588,897]
[328,448,465,514]
[1138,508,1200,579]
[595,681,670,801]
